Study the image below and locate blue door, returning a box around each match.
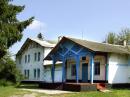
[82,63,88,82]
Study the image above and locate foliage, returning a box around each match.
[104,32,117,44]
[0,0,34,59]
[0,52,24,85]
[104,28,130,45]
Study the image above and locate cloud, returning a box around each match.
[27,20,47,31]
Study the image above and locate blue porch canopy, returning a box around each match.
[44,37,97,84]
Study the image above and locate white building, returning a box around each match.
[16,38,58,82]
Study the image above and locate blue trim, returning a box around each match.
[75,55,80,83]
[90,54,94,84]
[105,64,108,81]
[51,55,56,83]
[62,57,66,83]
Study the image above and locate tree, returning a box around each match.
[0,52,23,84]
[104,28,130,45]
[104,32,117,44]
[0,0,34,59]
[118,28,130,45]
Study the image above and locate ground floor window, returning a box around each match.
[37,68,40,78]
[94,62,100,75]
[24,69,29,79]
[33,68,40,79]
[34,69,36,78]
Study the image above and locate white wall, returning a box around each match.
[44,65,62,82]
[16,41,53,81]
[108,53,129,84]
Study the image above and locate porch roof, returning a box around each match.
[44,36,130,60]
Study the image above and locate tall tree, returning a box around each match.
[0,0,34,59]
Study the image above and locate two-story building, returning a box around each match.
[16,38,62,82]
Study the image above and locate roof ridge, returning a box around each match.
[64,36,126,48]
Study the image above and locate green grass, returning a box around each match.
[0,86,130,97]
[64,89,130,97]
[0,86,31,97]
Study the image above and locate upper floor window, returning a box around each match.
[25,55,27,63]
[38,52,40,61]
[34,53,37,61]
[94,62,100,75]
[28,54,30,63]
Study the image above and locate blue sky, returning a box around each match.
[10,0,130,56]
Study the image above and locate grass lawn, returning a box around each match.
[0,86,130,97]
[0,86,31,97]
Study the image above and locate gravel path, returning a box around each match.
[21,88,73,94]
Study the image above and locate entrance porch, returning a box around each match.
[44,37,109,84]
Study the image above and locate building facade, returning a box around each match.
[16,38,55,82]
[45,36,130,84]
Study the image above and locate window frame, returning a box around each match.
[25,55,27,63]
[38,52,40,61]
[94,62,100,75]
[71,64,76,76]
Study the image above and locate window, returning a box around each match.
[94,62,100,75]
[38,52,40,61]
[71,64,76,76]
[34,53,37,61]
[28,54,30,63]
[82,57,86,60]
[24,70,26,77]
[19,57,21,64]
[25,55,27,63]
[37,68,40,78]
[27,70,29,78]
[34,69,36,78]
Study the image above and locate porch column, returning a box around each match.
[76,55,80,83]
[62,57,66,83]
[90,54,94,84]
[51,56,56,83]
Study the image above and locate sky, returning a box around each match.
[10,0,130,57]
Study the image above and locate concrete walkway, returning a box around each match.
[21,88,73,94]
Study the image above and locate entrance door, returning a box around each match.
[82,63,88,82]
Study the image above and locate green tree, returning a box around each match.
[104,32,117,44]
[0,0,34,59]
[0,52,23,84]
[118,28,130,45]
[104,28,130,45]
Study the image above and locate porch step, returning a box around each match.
[63,83,97,91]
[96,83,106,90]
